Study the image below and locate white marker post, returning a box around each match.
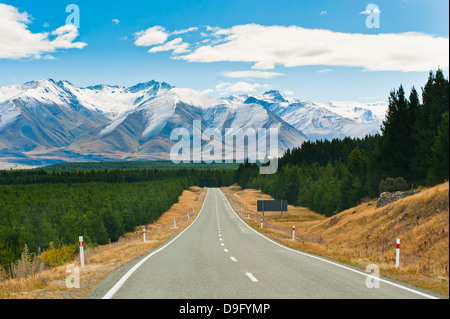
[395,239,400,268]
[174,217,176,228]
[143,228,146,243]
[260,218,263,228]
[292,225,295,241]
[79,236,85,268]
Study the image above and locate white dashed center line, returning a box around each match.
[214,190,258,286]
[246,272,258,282]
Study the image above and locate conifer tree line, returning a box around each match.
[235,69,449,216]
[0,167,234,186]
[0,169,235,269]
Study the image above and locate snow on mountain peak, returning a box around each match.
[61,80,172,119]
[0,78,389,146]
[262,89,287,101]
[128,80,172,93]
[320,100,388,122]
[166,87,224,109]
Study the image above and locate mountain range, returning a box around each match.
[0,79,388,168]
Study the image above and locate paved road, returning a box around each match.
[87,188,444,299]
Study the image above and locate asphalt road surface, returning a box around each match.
[87,188,445,299]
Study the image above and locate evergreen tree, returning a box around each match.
[406,87,420,177]
[413,69,450,181]
[347,147,367,177]
[377,85,411,179]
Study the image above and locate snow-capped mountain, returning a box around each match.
[0,79,387,168]
[244,90,387,141]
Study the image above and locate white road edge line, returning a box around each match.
[246,272,258,282]
[218,189,439,300]
[102,189,210,299]
[214,189,220,224]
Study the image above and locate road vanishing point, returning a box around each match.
[86,188,445,299]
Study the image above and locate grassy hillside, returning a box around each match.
[223,182,449,296]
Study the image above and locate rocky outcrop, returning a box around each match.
[376,190,420,208]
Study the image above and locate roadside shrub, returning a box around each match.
[10,245,44,279]
[40,242,76,267]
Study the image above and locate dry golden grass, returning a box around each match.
[222,183,449,296]
[226,185,325,223]
[0,186,207,299]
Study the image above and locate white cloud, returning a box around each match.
[206,25,222,32]
[201,89,214,95]
[172,27,198,35]
[320,11,327,15]
[134,26,195,54]
[0,4,87,60]
[148,38,190,54]
[42,54,55,60]
[134,26,169,47]
[112,18,120,24]
[175,24,449,72]
[318,68,332,73]
[215,81,271,95]
[222,70,284,79]
[360,7,381,15]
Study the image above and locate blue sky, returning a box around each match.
[0,0,448,102]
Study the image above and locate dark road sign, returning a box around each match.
[257,200,287,212]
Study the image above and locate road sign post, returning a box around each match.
[395,239,400,268]
[262,201,264,218]
[79,236,85,268]
[281,200,283,217]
